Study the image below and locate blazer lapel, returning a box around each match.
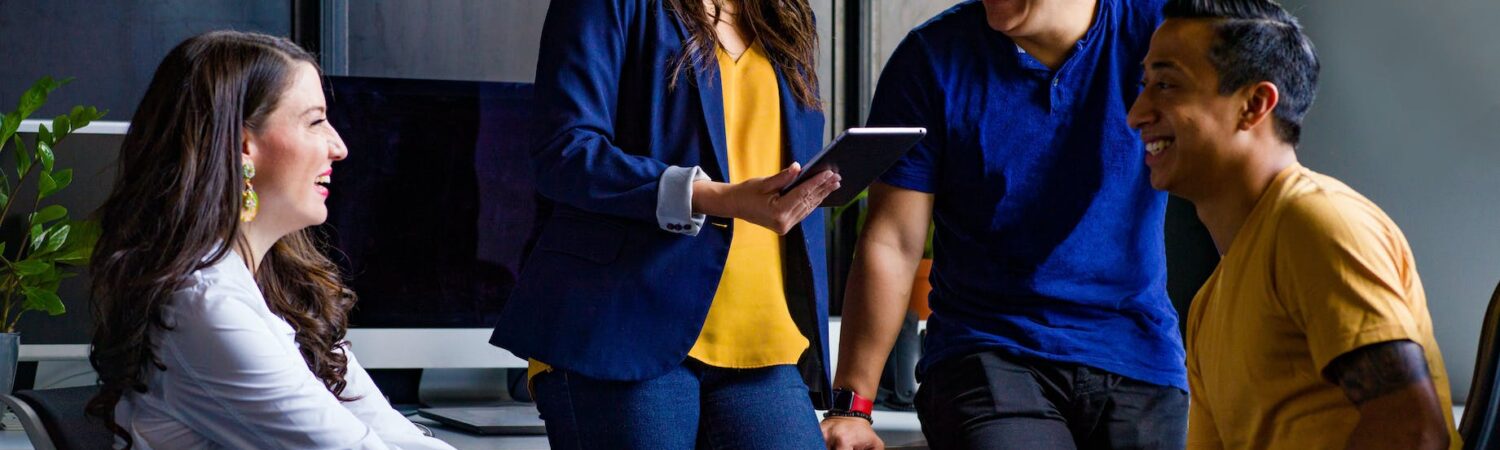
[776,68,817,167]
[695,65,731,180]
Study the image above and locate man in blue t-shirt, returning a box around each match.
[821,0,1185,449]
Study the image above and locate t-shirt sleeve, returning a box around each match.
[869,32,945,194]
[1272,192,1424,375]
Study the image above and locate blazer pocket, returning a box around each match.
[534,216,625,264]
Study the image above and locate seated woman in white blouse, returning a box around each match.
[84,30,454,450]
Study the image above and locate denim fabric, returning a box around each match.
[533,361,824,449]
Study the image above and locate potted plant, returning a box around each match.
[0,76,105,394]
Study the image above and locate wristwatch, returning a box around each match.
[823,388,874,424]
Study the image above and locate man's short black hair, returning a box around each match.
[1163,0,1320,145]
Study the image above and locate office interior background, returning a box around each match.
[0,0,1497,407]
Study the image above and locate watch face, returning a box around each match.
[832,390,854,410]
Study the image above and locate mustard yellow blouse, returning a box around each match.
[685,43,808,368]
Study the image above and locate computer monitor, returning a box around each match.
[10,122,127,390]
[320,76,539,369]
[7,124,127,347]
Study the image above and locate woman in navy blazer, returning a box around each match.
[490,0,840,447]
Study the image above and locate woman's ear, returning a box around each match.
[242,127,256,165]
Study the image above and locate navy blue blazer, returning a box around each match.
[489,0,832,406]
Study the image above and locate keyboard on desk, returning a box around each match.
[417,404,547,435]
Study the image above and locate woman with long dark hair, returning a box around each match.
[489,0,839,448]
[85,31,453,450]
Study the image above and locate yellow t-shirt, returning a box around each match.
[1185,164,1460,450]
[685,43,809,368]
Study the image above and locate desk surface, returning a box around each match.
[412,409,928,450]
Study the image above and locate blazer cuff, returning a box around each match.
[657,165,711,236]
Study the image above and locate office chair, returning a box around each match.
[0,385,113,450]
[1462,281,1500,450]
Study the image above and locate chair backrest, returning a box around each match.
[2,386,113,450]
[1462,281,1500,450]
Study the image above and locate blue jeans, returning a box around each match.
[532,360,825,449]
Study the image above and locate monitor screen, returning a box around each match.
[320,76,542,329]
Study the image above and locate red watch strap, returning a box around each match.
[848,391,874,415]
[833,388,874,415]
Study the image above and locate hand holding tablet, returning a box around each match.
[779,127,927,207]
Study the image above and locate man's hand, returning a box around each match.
[692,162,841,235]
[822,416,884,450]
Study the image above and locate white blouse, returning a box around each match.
[115,251,455,450]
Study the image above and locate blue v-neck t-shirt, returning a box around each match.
[869,0,1185,390]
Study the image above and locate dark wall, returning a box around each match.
[1281,0,1500,401]
[0,0,290,118]
[345,1,548,82]
[0,1,287,343]
[1165,196,1219,335]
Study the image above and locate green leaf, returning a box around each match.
[20,287,63,316]
[52,169,71,192]
[13,259,48,276]
[28,223,43,251]
[36,124,51,148]
[0,113,18,151]
[16,77,68,120]
[51,115,70,141]
[42,224,69,253]
[12,133,29,175]
[0,243,8,259]
[17,87,45,119]
[30,205,66,226]
[53,220,98,265]
[68,106,104,129]
[37,171,56,199]
[37,140,54,174]
[53,247,92,265]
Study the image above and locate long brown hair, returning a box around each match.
[86,30,357,446]
[665,0,821,109]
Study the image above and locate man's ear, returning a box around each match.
[1239,81,1280,132]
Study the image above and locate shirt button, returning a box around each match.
[1052,78,1060,87]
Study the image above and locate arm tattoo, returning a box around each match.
[1323,340,1432,406]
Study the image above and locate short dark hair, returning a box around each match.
[1163,0,1319,145]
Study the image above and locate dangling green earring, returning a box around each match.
[240,161,259,222]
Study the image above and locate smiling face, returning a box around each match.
[1127,19,1248,199]
[242,61,347,233]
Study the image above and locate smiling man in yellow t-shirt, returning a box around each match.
[1126,1,1460,449]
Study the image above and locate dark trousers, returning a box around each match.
[915,351,1187,450]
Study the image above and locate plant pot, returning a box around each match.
[909,258,933,320]
[0,333,16,395]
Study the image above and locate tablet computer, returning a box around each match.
[780,127,927,207]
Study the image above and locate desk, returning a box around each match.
[413,409,929,450]
[7,319,935,449]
